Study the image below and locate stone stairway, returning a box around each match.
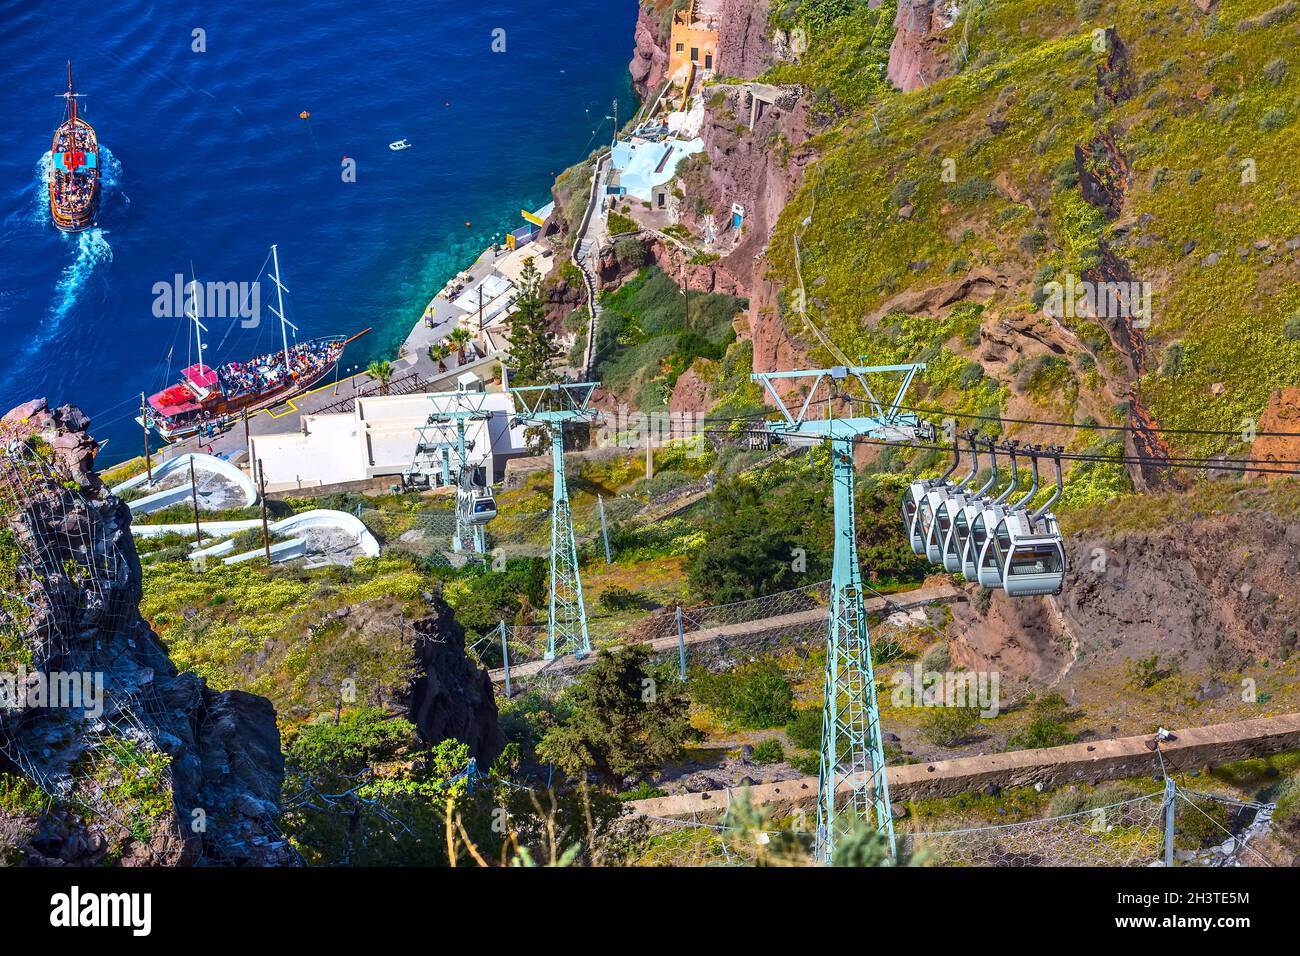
[575,239,601,378]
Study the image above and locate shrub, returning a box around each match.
[751,739,786,764]
[1018,229,1047,253]
[1274,774,1300,851]
[618,780,667,801]
[612,236,648,270]
[1127,654,1176,690]
[922,643,951,673]
[1280,628,1298,660]
[1007,692,1076,750]
[285,707,414,775]
[920,706,981,746]
[790,751,821,776]
[1262,57,1288,86]
[958,362,986,390]
[889,177,919,208]
[538,645,699,787]
[1283,313,1300,343]
[948,176,998,204]
[786,708,822,751]
[1258,108,1289,133]
[1162,341,1187,377]
[690,660,795,728]
[607,211,639,236]
[598,586,648,612]
[1046,782,1149,818]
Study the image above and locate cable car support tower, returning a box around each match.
[411,389,493,554]
[752,362,925,864]
[509,381,601,660]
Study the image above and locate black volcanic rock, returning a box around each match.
[0,400,298,866]
[407,599,505,767]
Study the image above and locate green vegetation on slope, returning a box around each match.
[761,0,1300,490]
[593,266,747,411]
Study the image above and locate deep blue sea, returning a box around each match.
[0,0,637,464]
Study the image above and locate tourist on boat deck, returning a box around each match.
[216,341,337,396]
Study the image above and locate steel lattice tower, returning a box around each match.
[412,388,493,554]
[752,362,925,863]
[509,381,600,659]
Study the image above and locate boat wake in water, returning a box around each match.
[50,227,113,319]
[40,146,122,317]
[20,146,122,361]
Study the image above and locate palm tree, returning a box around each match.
[428,342,450,373]
[366,359,394,395]
[448,326,473,364]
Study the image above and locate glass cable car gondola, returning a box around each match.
[976,445,1067,597]
[923,432,978,565]
[971,442,1020,589]
[935,432,983,572]
[456,463,498,526]
[943,437,999,578]
[901,423,963,558]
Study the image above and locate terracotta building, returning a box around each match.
[667,0,721,79]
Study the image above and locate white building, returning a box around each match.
[250,387,530,494]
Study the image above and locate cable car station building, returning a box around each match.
[250,382,530,494]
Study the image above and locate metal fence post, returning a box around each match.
[598,494,612,564]
[499,620,512,698]
[676,606,686,681]
[1163,776,1176,867]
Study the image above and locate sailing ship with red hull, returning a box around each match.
[48,62,100,233]
[141,245,364,442]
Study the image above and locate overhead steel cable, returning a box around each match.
[847,397,1300,440]
[827,433,1300,477]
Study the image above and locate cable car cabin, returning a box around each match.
[456,485,498,525]
[977,511,1066,597]
[972,505,1009,589]
[939,490,988,574]
[901,480,929,556]
[456,465,497,526]
[972,504,998,587]
[945,497,983,579]
[901,435,965,558]
[954,502,979,580]
[919,486,954,565]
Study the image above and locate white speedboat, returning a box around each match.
[389,138,411,151]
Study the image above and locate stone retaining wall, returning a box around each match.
[628,713,1300,822]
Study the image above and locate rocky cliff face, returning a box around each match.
[679,84,814,291]
[1249,387,1300,478]
[0,400,297,866]
[716,0,775,77]
[629,3,670,97]
[950,506,1300,686]
[406,600,505,767]
[886,0,954,91]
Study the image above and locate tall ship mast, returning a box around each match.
[140,246,364,442]
[48,61,101,233]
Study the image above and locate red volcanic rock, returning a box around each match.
[629,5,669,96]
[886,0,952,92]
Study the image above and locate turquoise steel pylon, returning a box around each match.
[508,381,601,659]
[752,362,925,864]
[416,388,493,554]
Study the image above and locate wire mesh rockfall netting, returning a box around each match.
[901,792,1168,867]
[627,781,1287,868]
[0,437,189,861]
